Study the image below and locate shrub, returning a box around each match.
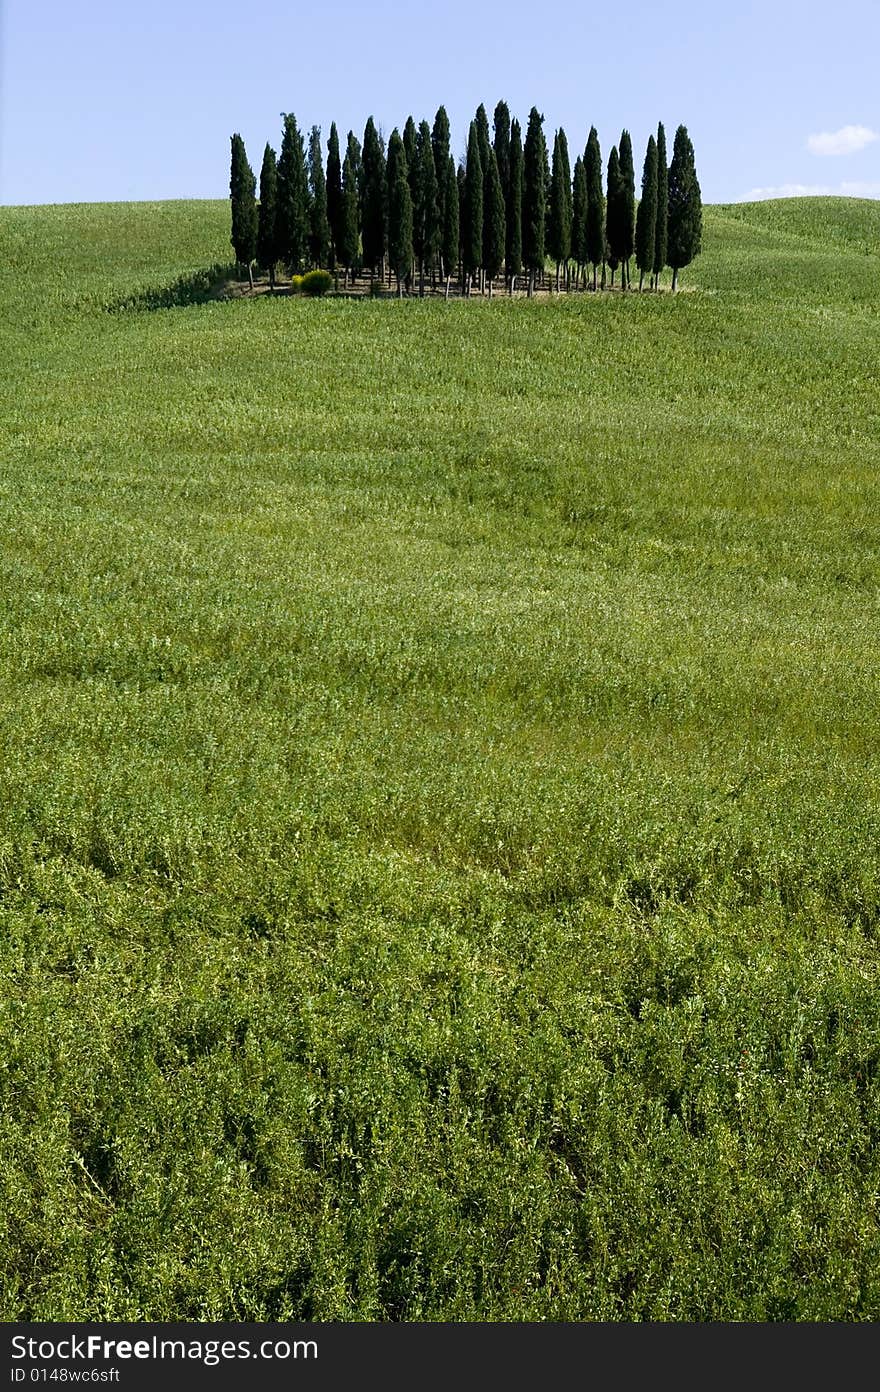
[289,275,304,294]
[301,268,333,297]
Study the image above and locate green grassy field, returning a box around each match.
[1,195,879,1320]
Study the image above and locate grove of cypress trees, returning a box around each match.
[442,155,459,298]
[308,125,330,269]
[548,127,572,290]
[653,121,668,289]
[361,117,386,280]
[523,107,546,296]
[257,142,278,288]
[667,124,702,291]
[463,120,483,296]
[585,125,605,290]
[634,134,658,291]
[432,106,451,274]
[277,113,309,274]
[326,122,342,271]
[338,149,360,287]
[507,117,523,293]
[605,144,624,288]
[387,129,413,297]
[230,133,258,289]
[571,154,587,289]
[618,129,636,289]
[484,145,506,296]
[413,120,439,295]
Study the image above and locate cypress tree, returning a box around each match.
[484,145,506,296]
[523,107,546,295]
[413,120,439,295]
[547,127,572,290]
[338,149,360,288]
[653,122,668,289]
[605,145,623,288]
[326,122,342,271]
[361,117,386,279]
[618,129,636,288]
[493,101,511,201]
[571,155,587,288]
[456,162,466,289]
[441,155,459,298]
[307,125,330,269]
[257,143,278,288]
[634,134,658,291]
[387,129,413,297]
[230,133,258,289]
[667,125,702,291]
[506,117,523,293]
[463,120,483,296]
[432,106,451,273]
[403,117,417,182]
[475,104,492,288]
[585,126,605,290]
[277,113,309,274]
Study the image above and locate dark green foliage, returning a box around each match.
[605,145,625,282]
[277,113,309,273]
[402,117,417,201]
[571,155,587,274]
[635,135,658,289]
[456,161,466,269]
[618,129,636,285]
[463,121,483,282]
[547,127,572,284]
[256,143,278,280]
[307,126,331,269]
[441,155,459,287]
[585,125,605,282]
[483,146,506,288]
[654,122,668,286]
[432,106,451,263]
[326,123,343,269]
[300,268,333,295]
[361,117,386,275]
[523,107,546,279]
[346,130,362,195]
[338,150,360,278]
[506,118,523,281]
[667,124,702,289]
[387,129,413,293]
[229,133,258,278]
[493,101,511,200]
[475,104,491,176]
[413,121,439,292]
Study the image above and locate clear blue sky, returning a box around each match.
[1,0,878,206]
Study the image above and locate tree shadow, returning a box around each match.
[107,262,236,313]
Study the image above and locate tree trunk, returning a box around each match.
[601,261,606,290]
[639,268,644,291]
[488,276,493,298]
[247,262,254,291]
[671,266,678,292]
[555,261,560,292]
[445,274,451,300]
[419,261,425,297]
[269,265,275,292]
[509,273,515,296]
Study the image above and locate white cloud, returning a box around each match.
[807,125,879,156]
[740,181,880,200]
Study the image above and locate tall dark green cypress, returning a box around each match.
[456,162,466,283]
[585,126,605,289]
[432,106,451,272]
[523,107,546,295]
[493,101,511,200]
[605,145,624,287]
[230,133,258,289]
[547,127,572,290]
[326,123,342,270]
[483,145,506,295]
[653,122,668,289]
[506,117,523,292]
[361,117,386,278]
[277,113,309,274]
[634,134,658,291]
[667,124,702,291]
[403,116,417,203]
[571,154,587,287]
[307,125,330,269]
[257,142,278,288]
[413,120,439,295]
[338,149,360,286]
[475,104,491,173]
[618,129,636,289]
[387,129,413,297]
[463,120,483,295]
[441,155,459,297]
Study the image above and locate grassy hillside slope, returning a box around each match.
[1,197,879,1320]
